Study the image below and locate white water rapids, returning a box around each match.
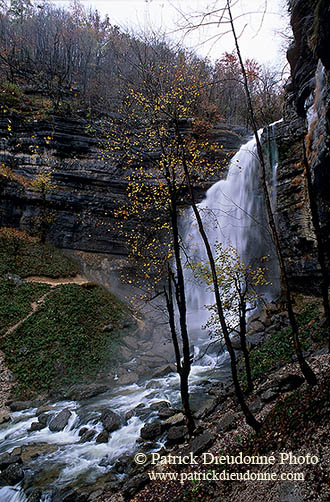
[0,130,279,500]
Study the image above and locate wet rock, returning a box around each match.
[151,364,176,378]
[38,412,51,426]
[277,374,304,392]
[79,427,89,436]
[191,432,215,456]
[217,412,237,432]
[29,421,46,432]
[0,463,24,486]
[79,429,96,443]
[149,401,170,411]
[95,430,109,443]
[0,410,10,424]
[125,403,148,420]
[140,422,162,440]
[65,384,108,401]
[163,413,185,427]
[100,409,121,432]
[20,444,58,463]
[49,408,72,432]
[52,488,88,502]
[158,407,179,419]
[117,371,139,386]
[36,405,54,416]
[26,488,42,502]
[0,453,22,470]
[9,400,40,412]
[166,425,188,444]
[145,378,157,388]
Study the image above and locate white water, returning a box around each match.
[0,131,279,500]
[181,131,278,340]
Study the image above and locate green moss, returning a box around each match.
[0,280,51,335]
[0,228,79,278]
[1,283,128,398]
[241,302,326,384]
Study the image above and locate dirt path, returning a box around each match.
[24,274,89,286]
[4,275,89,337]
[1,274,90,411]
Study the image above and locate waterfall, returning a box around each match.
[181,130,279,344]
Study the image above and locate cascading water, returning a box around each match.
[0,130,280,501]
[181,130,279,346]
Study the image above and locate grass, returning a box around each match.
[0,227,131,398]
[0,227,79,278]
[1,283,128,398]
[241,301,327,384]
[0,279,51,335]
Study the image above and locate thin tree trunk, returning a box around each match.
[227,0,317,386]
[169,200,195,436]
[239,301,253,393]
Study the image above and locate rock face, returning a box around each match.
[0,116,246,254]
[270,0,330,292]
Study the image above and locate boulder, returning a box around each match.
[149,401,170,411]
[260,389,279,403]
[100,410,121,432]
[166,425,187,444]
[140,422,162,440]
[163,413,185,427]
[0,453,22,470]
[122,473,149,499]
[117,372,139,386]
[95,430,109,444]
[49,408,72,432]
[65,384,108,401]
[29,421,45,432]
[38,412,51,426]
[79,429,96,443]
[249,398,264,414]
[151,364,176,378]
[217,412,237,432]
[0,463,24,486]
[191,432,215,456]
[0,410,10,424]
[9,400,40,412]
[158,407,178,419]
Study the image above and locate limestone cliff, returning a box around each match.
[274,0,330,291]
[0,114,246,254]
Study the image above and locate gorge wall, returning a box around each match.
[0,115,246,255]
[274,0,330,292]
